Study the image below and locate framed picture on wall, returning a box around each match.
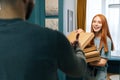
[45,0,58,16]
[67,9,73,32]
[45,18,59,30]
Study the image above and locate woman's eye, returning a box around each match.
[93,21,96,23]
[98,21,102,24]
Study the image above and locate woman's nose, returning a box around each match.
[94,22,98,25]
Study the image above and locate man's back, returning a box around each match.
[0,19,86,80]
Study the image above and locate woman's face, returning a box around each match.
[92,16,102,33]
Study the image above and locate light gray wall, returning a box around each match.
[63,0,77,35]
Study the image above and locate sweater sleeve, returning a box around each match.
[56,31,87,77]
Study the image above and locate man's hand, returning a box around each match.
[76,28,84,34]
[71,33,80,49]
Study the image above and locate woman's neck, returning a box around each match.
[95,32,101,38]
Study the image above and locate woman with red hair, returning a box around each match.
[76,14,114,80]
[88,14,114,80]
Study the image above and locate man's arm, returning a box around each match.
[56,31,87,77]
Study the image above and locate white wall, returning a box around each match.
[86,0,102,32]
[63,0,77,35]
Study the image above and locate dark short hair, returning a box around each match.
[0,0,17,5]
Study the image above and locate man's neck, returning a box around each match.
[0,5,25,20]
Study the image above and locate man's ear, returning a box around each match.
[23,0,28,4]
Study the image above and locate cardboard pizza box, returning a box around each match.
[83,45,97,53]
[85,51,100,59]
[86,56,101,63]
[67,31,94,50]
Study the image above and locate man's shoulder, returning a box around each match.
[23,21,65,37]
[22,21,55,32]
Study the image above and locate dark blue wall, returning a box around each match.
[28,0,63,32]
[28,0,45,27]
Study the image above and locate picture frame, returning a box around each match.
[45,18,59,30]
[45,0,58,16]
[67,9,73,32]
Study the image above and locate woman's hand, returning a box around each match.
[89,58,107,67]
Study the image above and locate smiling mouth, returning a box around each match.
[94,26,100,30]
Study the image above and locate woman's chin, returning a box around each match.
[94,30,101,33]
